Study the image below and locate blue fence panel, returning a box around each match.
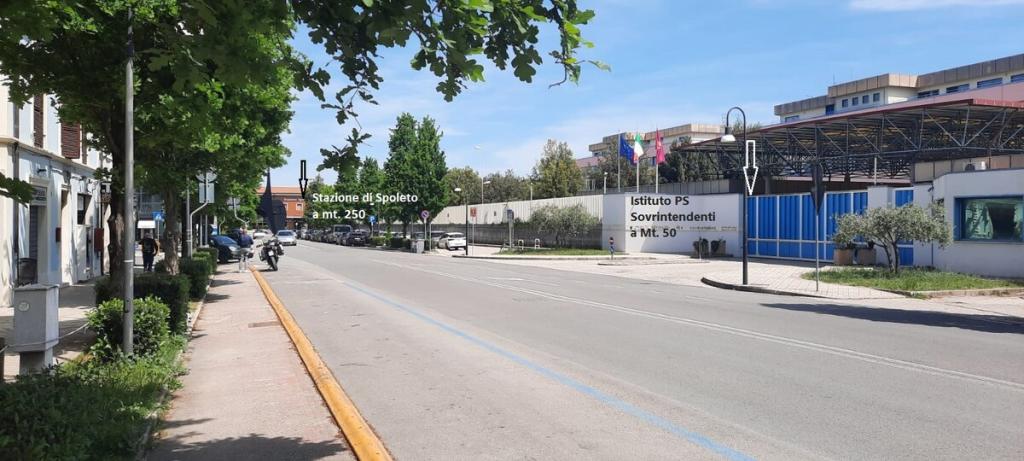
[778,195,800,239]
[899,246,914,266]
[779,242,800,258]
[895,189,914,207]
[746,196,757,239]
[826,192,851,239]
[758,241,778,257]
[801,195,817,241]
[853,192,868,214]
[757,196,777,239]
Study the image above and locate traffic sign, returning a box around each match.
[506,209,514,221]
[195,171,217,182]
[470,207,477,218]
[368,215,377,225]
[810,162,825,213]
[742,140,758,196]
[420,210,430,220]
[152,211,164,222]
[227,197,240,211]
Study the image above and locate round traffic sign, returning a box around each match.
[420,210,430,220]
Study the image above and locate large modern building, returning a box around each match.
[1,81,111,308]
[775,53,1024,122]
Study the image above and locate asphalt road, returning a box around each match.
[260,242,1024,461]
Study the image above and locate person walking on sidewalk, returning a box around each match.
[237,228,255,271]
[141,231,160,272]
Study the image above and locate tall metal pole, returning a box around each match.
[603,172,607,195]
[464,196,469,256]
[185,179,192,258]
[122,9,135,355]
[726,106,749,286]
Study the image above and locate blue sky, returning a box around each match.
[276,0,1024,185]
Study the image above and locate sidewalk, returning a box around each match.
[148,268,353,460]
[0,283,96,381]
[487,255,1024,319]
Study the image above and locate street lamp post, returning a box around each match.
[456,187,468,256]
[603,172,607,195]
[722,106,750,286]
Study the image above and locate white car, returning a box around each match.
[275,229,297,246]
[439,232,467,250]
[253,229,268,240]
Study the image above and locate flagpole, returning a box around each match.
[655,160,659,194]
[617,153,621,193]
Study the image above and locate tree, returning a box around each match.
[411,117,449,222]
[0,173,33,204]
[484,170,531,203]
[530,204,598,248]
[532,140,583,199]
[357,157,388,226]
[833,204,951,274]
[383,113,420,232]
[444,167,482,206]
[585,153,654,190]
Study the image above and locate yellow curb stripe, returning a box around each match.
[250,267,393,461]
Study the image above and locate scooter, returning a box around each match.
[260,237,285,271]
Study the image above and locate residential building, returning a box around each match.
[775,53,1024,122]
[256,185,305,230]
[1,81,111,308]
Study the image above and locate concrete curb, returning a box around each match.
[882,287,1024,299]
[251,267,393,461]
[700,277,831,299]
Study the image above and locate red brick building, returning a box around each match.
[256,186,305,230]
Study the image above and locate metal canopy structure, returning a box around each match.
[679,83,1024,181]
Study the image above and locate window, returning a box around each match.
[977,77,1003,89]
[784,115,799,122]
[77,194,91,225]
[872,92,880,102]
[957,196,1023,242]
[945,84,968,94]
[1011,73,1024,83]
[12,103,19,139]
[917,89,939,98]
[295,202,303,211]
[861,95,869,104]
[825,104,835,115]
[852,97,859,106]
[841,99,848,108]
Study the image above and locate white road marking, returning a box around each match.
[374,259,1024,393]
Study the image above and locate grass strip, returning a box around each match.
[804,267,1024,292]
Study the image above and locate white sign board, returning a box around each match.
[602,194,742,255]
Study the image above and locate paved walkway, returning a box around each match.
[484,255,1024,319]
[1,283,96,381]
[149,268,353,461]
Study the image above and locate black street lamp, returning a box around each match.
[722,106,749,285]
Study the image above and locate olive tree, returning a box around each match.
[833,204,951,274]
[531,204,598,248]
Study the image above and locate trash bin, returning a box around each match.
[414,239,425,254]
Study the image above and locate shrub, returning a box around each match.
[154,260,168,273]
[530,204,599,248]
[389,237,405,249]
[833,203,951,273]
[95,273,191,335]
[371,236,387,247]
[191,251,215,275]
[198,247,220,270]
[0,336,184,459]
[88,296,170,361]
[179,257,211,301]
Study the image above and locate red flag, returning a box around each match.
[655,128,665,164]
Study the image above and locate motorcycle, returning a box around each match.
[259,237,285,271]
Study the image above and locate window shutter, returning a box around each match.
[61,123,82,159]
[33,95,44,148]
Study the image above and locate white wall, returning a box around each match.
[925,169,1024,278]
[602,193,741,254]
[433,195,604,225]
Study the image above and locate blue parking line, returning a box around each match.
[345,282,756,461]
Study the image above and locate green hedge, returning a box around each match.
[179,257,211,301]
[0,336,184,459]
[197,247,219,270]
[95,273,190,335]
[389,237,405,249]
[87,296,170,361]
[371,236,387,247]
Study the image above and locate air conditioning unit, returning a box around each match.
[964,161,987,171]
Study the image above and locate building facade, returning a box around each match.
[775,53,1024,122]
[256,186,305,230]
[1,81,111,308]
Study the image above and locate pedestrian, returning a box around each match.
[140,230,160,272]
[608,236,615,260]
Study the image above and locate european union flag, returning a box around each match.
[618,133,635,165]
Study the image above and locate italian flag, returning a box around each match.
[632,132,644,165]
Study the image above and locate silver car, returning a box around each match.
[275,229,297,246]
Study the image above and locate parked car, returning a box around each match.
[336,231,351,245]
[438,232,467,251]
[345,230,369,246]
[209,235,242,263]
[429,231,446,248]
[253,229,268,240]
[276,229,297,246]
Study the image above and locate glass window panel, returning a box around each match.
[958,197,1023,241]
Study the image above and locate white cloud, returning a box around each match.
[849,0,1024,10]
